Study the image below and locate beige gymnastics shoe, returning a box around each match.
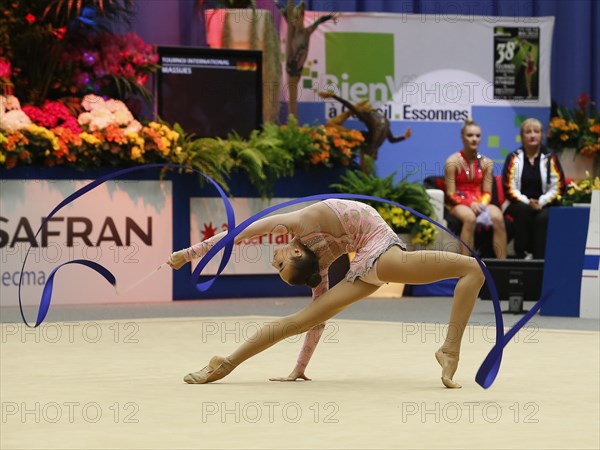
[184,356,236,384]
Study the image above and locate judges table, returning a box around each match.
[541,206,591,317]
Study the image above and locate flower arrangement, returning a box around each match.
[60,32,159,100]
[305,125,365,167]
[547,93,600,157]
[1,96,364,196]
[561,171,600,206]
[0,94,186,170]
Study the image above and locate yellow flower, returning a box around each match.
[80,132,101,145]
[26,124,60,150]
[131,146,143,160]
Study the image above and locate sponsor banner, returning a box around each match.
[281,12,554,181]
[286,12,553,112]
[189,198,310,275]
[580,191,599,319]
[0,179,172,306]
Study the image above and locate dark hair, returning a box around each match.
[286,243,321,288]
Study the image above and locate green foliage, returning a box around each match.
[246,128,295,194]
[331,170,396,204]
[267,115,319,167]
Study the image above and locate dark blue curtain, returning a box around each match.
[305,0,599,110]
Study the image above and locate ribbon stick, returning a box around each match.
[115,263,169,296]
[17,164,553,388]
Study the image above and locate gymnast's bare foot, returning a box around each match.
[184,356,236,384]
[435,348,462,389]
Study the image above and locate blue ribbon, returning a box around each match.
[17,164,553,388]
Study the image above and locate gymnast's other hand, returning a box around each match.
[168,249,188,270]
[269,370,311,382]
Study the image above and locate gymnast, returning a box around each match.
[168,199,485,388]
[444,119,507,258]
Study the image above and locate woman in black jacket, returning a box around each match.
[502,118,565,259]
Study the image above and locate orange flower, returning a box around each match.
[105,124,127,145]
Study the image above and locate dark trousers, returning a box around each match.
[504,202,550,259]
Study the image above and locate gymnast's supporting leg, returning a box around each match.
[184,280,379,384]
[377,248,485,388]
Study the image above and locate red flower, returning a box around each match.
[576,93,591,111]
[22,105,58,128]
[25,13,36,24]
[0,58,10,78]
[52,27,67,40]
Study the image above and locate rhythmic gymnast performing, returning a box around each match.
[169,198,485,389]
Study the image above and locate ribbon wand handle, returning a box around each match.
[116,262,169,296]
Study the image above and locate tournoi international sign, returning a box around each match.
[283,12,554,180]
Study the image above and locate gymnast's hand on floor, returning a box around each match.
[168,249,188,270]
[269,370,312,382]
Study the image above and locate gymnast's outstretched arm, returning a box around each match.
[168,210,303,269]
[270,271,330,381]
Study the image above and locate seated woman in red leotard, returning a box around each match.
[444,119,507,258]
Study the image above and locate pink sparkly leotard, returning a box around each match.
[301,199,406,298]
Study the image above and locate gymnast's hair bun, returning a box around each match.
[306,273,322,288]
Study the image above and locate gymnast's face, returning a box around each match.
[461,125,481,152]
[272,243,303,285]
